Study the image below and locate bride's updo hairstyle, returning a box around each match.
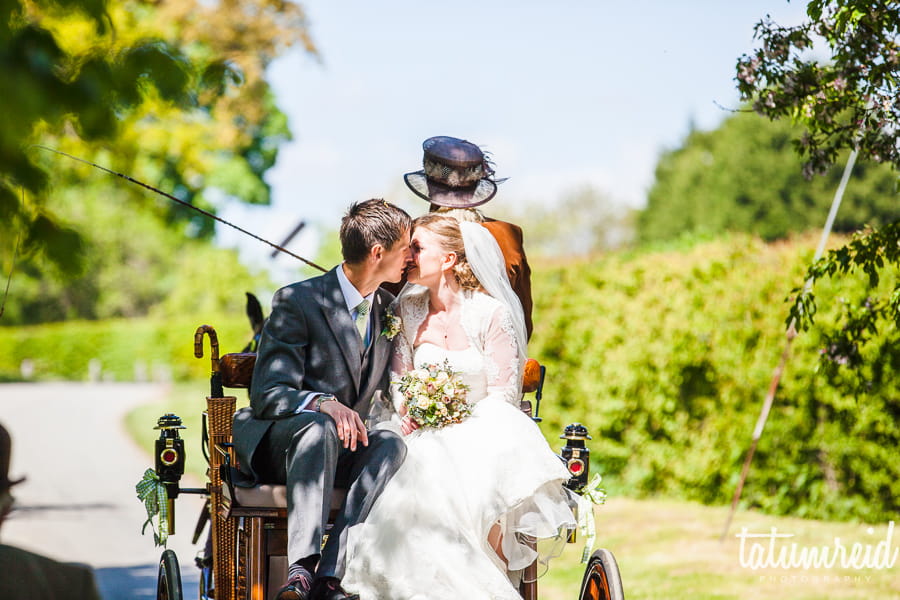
[413,213,482,291]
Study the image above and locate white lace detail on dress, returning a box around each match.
[390,288,522,409]
[389,285,430,412]
[460,291,521,406]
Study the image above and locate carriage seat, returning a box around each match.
[217,448,348,519]
[224,482,347,513]
[216,353,349,517]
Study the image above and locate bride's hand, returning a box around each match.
[400,415,419,436]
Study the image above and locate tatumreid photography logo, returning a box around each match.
[736,521,898,571]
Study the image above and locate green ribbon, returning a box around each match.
[576,473,606,563]
[135,468,169,547]
[582,472,607,505]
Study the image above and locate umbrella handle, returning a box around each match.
[194,325,220,374]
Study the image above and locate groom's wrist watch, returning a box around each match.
[315,394,337,412]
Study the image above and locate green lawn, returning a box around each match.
[542,497,898,600]
[127,384,899,600]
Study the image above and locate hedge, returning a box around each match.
[0,315,251,382]
[529,233,898,522]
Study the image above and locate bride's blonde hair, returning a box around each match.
[413,213,482,291]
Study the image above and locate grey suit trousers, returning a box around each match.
[253,411,406,578]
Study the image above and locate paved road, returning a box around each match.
[1,383,206,600]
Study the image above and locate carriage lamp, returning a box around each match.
[560,423,591,493]
[560,423,592,543]
[155,413,186,534]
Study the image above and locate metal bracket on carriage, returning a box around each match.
[520,358,547,422]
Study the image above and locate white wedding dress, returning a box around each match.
[344,288,576,600]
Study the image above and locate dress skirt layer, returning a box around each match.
[344,395,576,600]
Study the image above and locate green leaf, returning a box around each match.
[200,59,244,97]
[807,1,824,21]
[39,0,110,33]
[119,41,192,106]
[0,183,20,223]
[25,213,86,275]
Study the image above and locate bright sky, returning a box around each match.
[217,0,808,279]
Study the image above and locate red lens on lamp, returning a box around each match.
[160,449,179,466]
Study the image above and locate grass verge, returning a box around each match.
[542,497,898,600]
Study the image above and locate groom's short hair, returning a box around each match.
[340,199,412,264]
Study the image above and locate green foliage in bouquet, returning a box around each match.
[529,233,898,523]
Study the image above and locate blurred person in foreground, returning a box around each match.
[0,421,102,600]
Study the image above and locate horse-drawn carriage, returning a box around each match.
[145,324,624,600]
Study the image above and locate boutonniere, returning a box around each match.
[381,307,402,340]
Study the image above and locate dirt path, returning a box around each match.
[1,382,205,599]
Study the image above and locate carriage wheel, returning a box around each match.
[157,549,184,600]
[578,548,624,600]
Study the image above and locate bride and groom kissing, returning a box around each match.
[231,137,576,600]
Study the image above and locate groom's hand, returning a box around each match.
[320,402,369,451]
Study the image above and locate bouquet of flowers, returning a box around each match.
[396,359,471,429]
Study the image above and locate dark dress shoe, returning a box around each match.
[309,577,360,600]
[275,569,313,600]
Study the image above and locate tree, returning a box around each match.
[490,186,635,258]
[1,0,194,273]
[638,110,898,244]
[1,0,312,249]
[1,0,316,323]
[3,181,273,324]
[736,0,900,369]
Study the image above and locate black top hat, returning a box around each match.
[403,136,500,208]
[0,422,25,491]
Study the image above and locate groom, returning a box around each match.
[232,199,413,600]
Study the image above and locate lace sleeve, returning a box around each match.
[483,302,523,406]
[389,321,413,414]
[389,289,428,413]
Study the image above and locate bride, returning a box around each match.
[344,214,576,600]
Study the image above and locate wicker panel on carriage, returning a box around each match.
[206,395,238,600]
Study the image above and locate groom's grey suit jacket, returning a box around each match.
[233,267,394,484]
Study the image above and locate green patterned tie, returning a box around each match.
[355,299,370,342]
